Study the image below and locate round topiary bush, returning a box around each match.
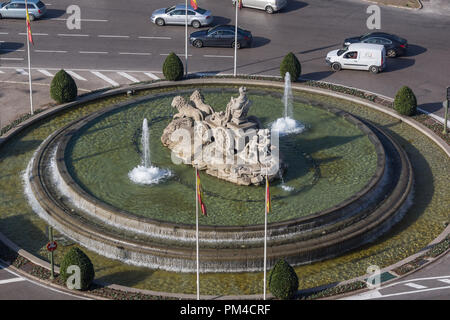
[60,247,95,291]
[394,86,417,116]
[268,259,299,299]
[280,52,301,81]
[163,52,184,81]
[50,69,78,103]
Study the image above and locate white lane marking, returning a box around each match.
[52,18,108,22]
[0,32,9,35]
[0,70,4,74]
[1,58,24,61]
[37,69,53,77]
[91,71,119,87]
[98,35,129,38]
[0,49,25,52]
[404,282,428,289]
[378,275,450,290]
[118,52,151,56]
[160,53,192,57]
[79,51,108,54]
[144,72,160,80]
[203,55,234,58]
[0,80,49,86]
[66,70,87,81]
[438,279,450,285]
[57,34,90,37]
[18,33,48,36]
[138,36,171,40]
[0,277,26,285]
[117,72,140,83]
[340,290,383,300]
[16,68,28,75]
[376,286,450,299]
[34,50,67,53]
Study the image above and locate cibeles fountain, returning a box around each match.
[161,87,282,186]
[23,82,414,273]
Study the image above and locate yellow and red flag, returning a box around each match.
[266,176,271,213]
[190,0,198,10]
[25,2,34,45]
[238,0,243,9]
[196,170,207,216]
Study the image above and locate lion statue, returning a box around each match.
[171,96,204,122]
[190,90,215,117]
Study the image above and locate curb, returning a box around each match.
[362,0,423,11]
[0,76,448,300]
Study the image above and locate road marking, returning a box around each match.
[16,68,28,75]
[117,72,140,83]
[52,18,108,22]
[144,72,160,80]
[98,35,129,38]
[340,290,383,300]
[0,58,24,61]
[0,70,4,74]
[66,70,87,81]
[79,51,108,54]
[119,52,151,56]
[0,49,25,52]
[0,277,25,285]
[377,286,450,299]
[160,53,192,57]
[37,69,53,77]
[138,36,172,40]
[438,279,450,285]
[0,80,49,86]
[404,282,428,289]
[18,33,48,36]
[0,32,9,35]
[91,71,119,87]
[57,34,90,37]
[34,50,67,53]
[203,55,234,58]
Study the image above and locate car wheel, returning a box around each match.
[331,62,341,71]
[265,6,274,14]
[192,20,201,28]
[232,41,241,49]
[369,65,379,74]
[29,14,35,21]
[156,18,165,26]
[193,40,203,48]
[387,49,397,58]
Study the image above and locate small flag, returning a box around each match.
[238,0,243,9]
[26,4,34,45]
[190,0,198,10]
[196,170,207,216]
[266,176,271,213]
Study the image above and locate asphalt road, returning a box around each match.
[0,0,449,116]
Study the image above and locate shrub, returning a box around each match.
[394,86,417,116]
[268,259,299,299]
[163,52,184,81]
[280,52,301,81]
[60,247,95,290]
[50,69,78,103]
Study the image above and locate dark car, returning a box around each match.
[190,25,253,49]
[344,32,408,58]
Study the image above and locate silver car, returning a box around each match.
[150,4,213,28]
[0,0,47,20]
[232,0,287,14]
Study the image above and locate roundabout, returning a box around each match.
[1,78,448,296]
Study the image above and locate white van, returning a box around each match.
[232,0,287,14]
[326,43,386,74]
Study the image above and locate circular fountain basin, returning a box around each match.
[24,88,413,272]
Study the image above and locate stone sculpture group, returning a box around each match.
[161,87,282,185]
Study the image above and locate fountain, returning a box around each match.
[271,72,306,136]
[128,118,171,185]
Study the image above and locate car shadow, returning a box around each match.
[0,42,24,54]
[251,36,270,48]
[300,71,334,81]
[297,43,341,55]
[280,0,309,13]
[40,9,66,20]
[384,57,415,73]
[403,44,427,57]
[210,16,231,27]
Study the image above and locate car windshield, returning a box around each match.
[36,1,45,8]
[1,1,10,7]
[165,6,175,13]
[196,7,206,14]
[337,47,348,56]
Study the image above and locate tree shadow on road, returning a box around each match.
[417,102,445,114]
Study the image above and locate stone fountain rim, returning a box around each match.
[50,87,387,232]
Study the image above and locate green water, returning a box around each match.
[0,85,448,296]
[66,89,377,226]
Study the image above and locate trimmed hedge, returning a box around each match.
[394,86,417,116]
[280,52,301,82]
[268,259,299,299]
[60,247,95,290]
[50,69,78,103]
[163,52,184,81]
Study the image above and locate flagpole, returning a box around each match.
[25,0,33,115]
[263,174,268,300]
[233,1,238,77]
[185,0,188,77]
[196,167,200,300]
